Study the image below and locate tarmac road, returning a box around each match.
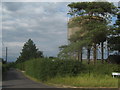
[2,68,54,88]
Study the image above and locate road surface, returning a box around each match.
[2,68,54,88]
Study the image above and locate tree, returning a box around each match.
[0,58,6,64]
[108,3,120,55]
[16,39,43,63]
[67,2,117,64]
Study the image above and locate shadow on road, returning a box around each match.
[3,68,22,81]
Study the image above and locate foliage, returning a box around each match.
[16,57,119,82]
[16,39,43,63]
[45,62,119,87]
[85,63,119,75]
[108,55,120,64]
[58,2,117,62]
[68,2,117,19]
[45,74,118,87]
[16,58,85,81]
[2,64,9,73]
[108,7,120,54]
[15,62,25,71]
[2,62,15,73]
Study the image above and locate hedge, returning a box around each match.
[17,58,85,81]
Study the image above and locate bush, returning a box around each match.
[24,58,85,81]
[16,58,119,81]
[2,63,15,73]
[16,62,25,71]
[2,64,9,73]
[85,63,119,76]
[108,55,120,64]
[57,60,85,76]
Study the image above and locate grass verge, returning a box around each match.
[20,70,119,88]
[45,74,118,88]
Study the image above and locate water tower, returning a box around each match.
[67,18,81,42]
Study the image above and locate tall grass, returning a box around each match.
[45,74,118,87]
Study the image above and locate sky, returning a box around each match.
[2,0,120,2]
[0,2,2,60]
[2,2,69,62]
[1,1,119,62]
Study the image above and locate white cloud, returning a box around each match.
[5,42,24,47]
[2,26,15,31]
[0,3,2,57]
[2,2,68,61]
[2,0,120,2]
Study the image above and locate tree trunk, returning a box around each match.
[87,48,91,64]
[93,43,97,64]
[80,50,82,63]
[78,49,82,63]
[78,50,80,61]
[107,47,110,63]
[101,42,104,64]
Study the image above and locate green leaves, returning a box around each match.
[16,39,43,63]
[68,2,118,19]
[59,2,117,60]
[108,9,120,53]
[24,58,85,81]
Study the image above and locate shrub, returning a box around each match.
[108,55,120,64]
[2,64,9,73]
[24,58,85,81]
[85,63,119,76]
[16,58,119,81]
[16,62,25,71]
[2,63,15,73]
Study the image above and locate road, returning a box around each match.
[2,68,54,88]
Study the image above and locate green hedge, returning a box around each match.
[85,64,119,76]
[3,62,16,73]
[16,58,119,81]
[2,64,8,73]
[22,58,85,81]
[15,62,25,71]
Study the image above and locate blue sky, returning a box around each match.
[1,2,119,62]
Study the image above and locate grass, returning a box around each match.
[16,58,119,88]
[45,74,118,88]
[23,71,41,83]
[22,70,119,88]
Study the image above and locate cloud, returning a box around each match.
[2,2,118,61]
[2,2,68,61]
[3,2,24,12]
[4,42,24,47]
[3,0,120,2]
[0,3,2,57]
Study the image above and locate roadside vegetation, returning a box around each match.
[4,1,120,88]
[15,58,119,87]
[45,74,118,87]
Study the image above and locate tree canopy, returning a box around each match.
[108,6,120,54]
[58,2,118,64]
[16,39,43,63]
